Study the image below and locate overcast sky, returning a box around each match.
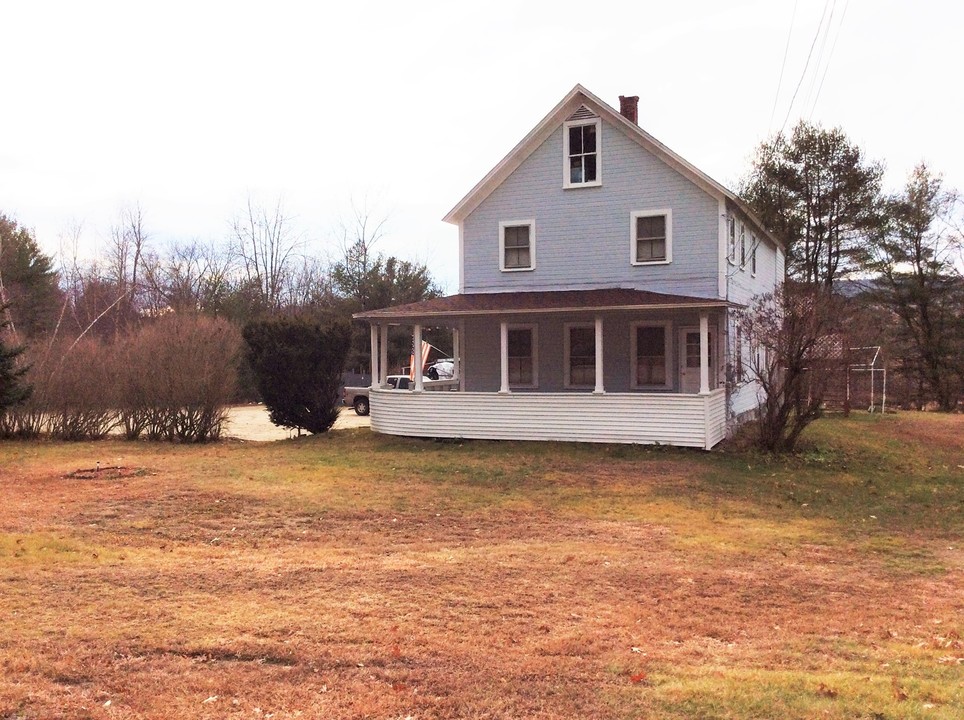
[3,0,961,293]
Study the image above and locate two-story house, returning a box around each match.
[355,84,784,449]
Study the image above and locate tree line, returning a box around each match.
[739,121,963,450]
[0,200,441,439]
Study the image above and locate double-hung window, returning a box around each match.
[565,324,595,387]
[727,217,737,264]
[740,223,747,267]
[563,119,601,188]
[631,323,671,388]
[631,209,672,264]
[507,325,537,387]
[499,220,535,271]
[751,237,758,276]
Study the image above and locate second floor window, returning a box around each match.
[740,223,747,267]
[728,217,737,264]
[564,119,601,187]
[499,220,535,271]
[631,209,672,264]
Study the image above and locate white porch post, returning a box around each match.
[452,327,461,382]
[499,321,510,393]
[413,324,424,392]
[369,324,379,389]
[699,312,710,395]
[379,324,389,386]
[594,315,605,394]
[458,320,466,391]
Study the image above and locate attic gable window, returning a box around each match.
[563,118,601,188]
[630,209,672,265]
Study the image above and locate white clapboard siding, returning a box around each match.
[370,388,727,450]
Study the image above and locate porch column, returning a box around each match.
[379,324,389,386]
[458,320,466,391]
[369,324,379,389]
[699,312,710,395]
[452,327,461,382]
[413,324,424,392]
[594,315,605,394]
[499,321,509,393]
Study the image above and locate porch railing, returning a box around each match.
[370,388,727,450]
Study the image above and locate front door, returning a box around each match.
[679,327,715,394]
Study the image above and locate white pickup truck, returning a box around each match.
[343,375,413,416]
[343,361,457,416]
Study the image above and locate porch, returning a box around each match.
[356,288,735,450]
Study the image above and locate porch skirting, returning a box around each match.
[370,388,727,450]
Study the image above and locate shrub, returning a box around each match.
[1,337,120,440]
[118,315,241,442]
[243,315,350,434]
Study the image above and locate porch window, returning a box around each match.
[631,323,671,388]
[631,210,672,264]
[565,324,595,387]
[563,119,601,188]
[499,220,535,271]
[508,325,537,387]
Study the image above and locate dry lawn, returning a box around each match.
[0,412,961,719]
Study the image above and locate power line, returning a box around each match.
[769,0,800,133]
[803,0,837,115]
[809,0,851,120]
[779,0,833,136]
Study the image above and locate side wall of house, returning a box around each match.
[724,211,782,306]
[461,121,722,298]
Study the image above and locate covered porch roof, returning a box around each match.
[354,288,734,323]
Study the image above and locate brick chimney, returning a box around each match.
[619,95,639,125]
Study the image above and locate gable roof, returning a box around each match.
[443,84,780,248]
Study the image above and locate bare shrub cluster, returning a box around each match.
[0,315,240,442]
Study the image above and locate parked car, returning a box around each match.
[343,375,415,416]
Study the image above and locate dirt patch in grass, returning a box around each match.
[0,412,961,719]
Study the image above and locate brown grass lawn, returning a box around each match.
[0,413,961,719]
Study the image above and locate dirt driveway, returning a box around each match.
[224,405,369,441]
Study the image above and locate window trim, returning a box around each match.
[563,322,596,388]
[751,236,758,276]
[630,209,672,265]
[562,118,602,189]
[630,321,672,390]
[498,219,536,272]
[507,324,538,389]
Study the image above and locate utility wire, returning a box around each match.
[803,0,837,115]
[809,0,850,120]
[779,0,833,136]
[769,0,800,132]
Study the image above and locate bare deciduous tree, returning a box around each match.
[738,284,849,452]
[231,197,303,310]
